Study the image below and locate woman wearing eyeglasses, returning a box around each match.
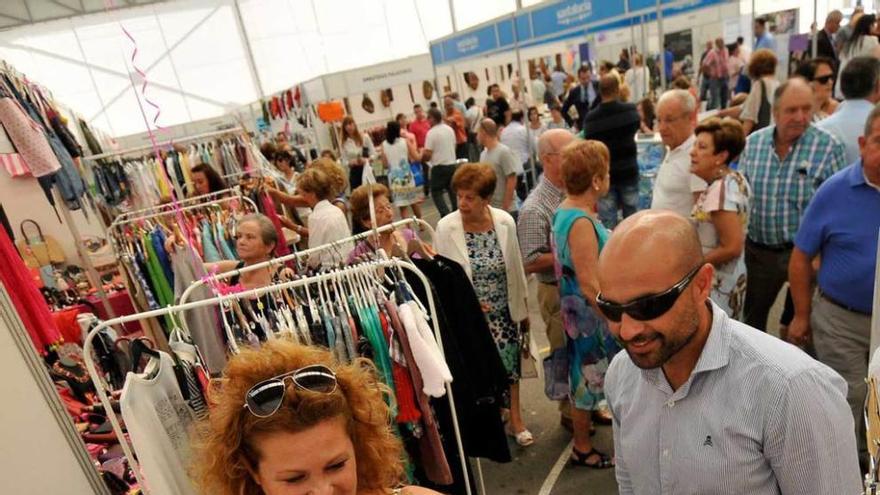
[194,341,442,495]
[347,184,433,263]
[434,163,533,447]
[689,117,750,320]
[795,57,838,122]
[550,140,621,469]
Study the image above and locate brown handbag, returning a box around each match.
[16,219,65,267]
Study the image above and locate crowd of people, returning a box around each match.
[187,13,880,492]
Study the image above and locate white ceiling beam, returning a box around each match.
[48,1,83,14]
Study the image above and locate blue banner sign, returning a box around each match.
[438,24,498,64]
[530,0,626,38]
[430,0,725,65]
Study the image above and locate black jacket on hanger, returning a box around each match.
[409,256,511,464]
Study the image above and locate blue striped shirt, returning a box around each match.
[739,125,846,245]
[606,301,862,495]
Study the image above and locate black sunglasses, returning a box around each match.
[243,365,338,418]
[596,265,703,322]
[813,74,834,85]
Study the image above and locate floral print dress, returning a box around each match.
[551,208,621,411]
[692,171,750,320]
[465,229,521,381]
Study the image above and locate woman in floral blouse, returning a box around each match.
[689,117,750,319]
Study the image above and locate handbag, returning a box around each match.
[16,219,65,267]
[542,347,570,401]
[409,162,425,187]
[520,327,539,379]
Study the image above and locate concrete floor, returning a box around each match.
[414,197,787,495]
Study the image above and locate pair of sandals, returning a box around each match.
[570,447,614,469]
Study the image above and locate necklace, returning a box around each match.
[52,361,90,384]
[462,209,493,232]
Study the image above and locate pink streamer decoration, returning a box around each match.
[120,25,165,133]
[102,0,213,294]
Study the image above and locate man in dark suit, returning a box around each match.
[814,10,843,69]
[561,65,600,131]
[582,74,641,229]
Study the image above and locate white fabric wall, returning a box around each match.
[0,0,459,139]
[0,284,102,494]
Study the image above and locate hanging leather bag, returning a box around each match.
[16,219,65,267]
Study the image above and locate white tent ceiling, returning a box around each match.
[0,0,542,137]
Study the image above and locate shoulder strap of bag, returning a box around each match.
[19,219,44,244]
[756,79,772,130]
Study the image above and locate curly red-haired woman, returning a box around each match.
[194,341,443,495]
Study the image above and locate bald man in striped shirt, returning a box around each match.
[598,210,861,494]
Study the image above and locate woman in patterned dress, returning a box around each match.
[435,163,533,446]
[689,117,750,320]
[551,140,620,468]
[380,120,424,219]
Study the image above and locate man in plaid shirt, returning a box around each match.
[516,128,573,425]
[739,78,847,331]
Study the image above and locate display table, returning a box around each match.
[637,134,666,210]
[52,290,142,345]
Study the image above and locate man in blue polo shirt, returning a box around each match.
[788,105,880,469]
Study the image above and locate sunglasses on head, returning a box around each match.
[596,265,703,322]
[813,74,834,85]
[243,365,338,418]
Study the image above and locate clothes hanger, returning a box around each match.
[130,337,160,375]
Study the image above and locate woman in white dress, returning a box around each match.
[624,53,651,103]
[380,120,423,219]
[689,117,750,320]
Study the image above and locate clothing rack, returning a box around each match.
[81,258,472,495]
[106,192,257,264]
[108,192,258,234]
[110,186,250,225]
[178,217,434,310]
[80,128,245,162]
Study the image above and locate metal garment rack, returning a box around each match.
[106,192,258,262]
[178,217,435,310]
[111,186,246,225]
[179,217,435,354]
[108,192,258,234]
[81,128,248,202]
[81,258,472,495]
[80,128,245,162]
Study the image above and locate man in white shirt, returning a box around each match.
[421,107,459,218]
[599,210,861,494]
[478,118,519,217]
[500,110,531,200]
[651,90,707,216]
